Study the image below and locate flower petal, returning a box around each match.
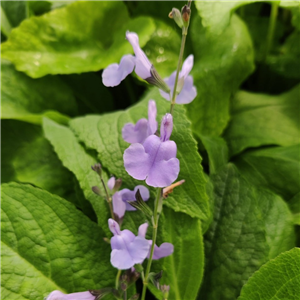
[46,290,95,300]
[179,54,194,79]
[126,31,152,79]
[152,242,174,260]
[102,54,135,87]
[175,75,197,104]
[108,218,121,236]
[160,113,173,142]
[147,100,157,135]
[107,177,115,191]
[122,118,148,144]
[111,236,150,270]
[138,223,149,238]
[123,143,151,180]
[112,192,127,219]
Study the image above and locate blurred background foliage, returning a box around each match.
[1,1,299,300]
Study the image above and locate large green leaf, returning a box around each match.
[199,135,229,174]
[188,13,254,137]
[1,182,114,300]
[224,85,300,157]
[1,60,77,125]
[1,120,75,201]
[1,1,155,78]
[199,164,295,300]
[69,88,211,226]
[43,117,111,234]
[238,248,300,300]
[153,207,204,300]
[234,144,300,200]
[1,0,27,32]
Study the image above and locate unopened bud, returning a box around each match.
[92,186,101,195]
[168,8,183,28]
[91,163,102,175]
[103,237,111,244]
[113,178,122,192]
[146,66,170,94]
[120,282,127,291]
[160,285,170,299]
[181,5,191,27]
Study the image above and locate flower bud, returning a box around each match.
[181,5,191,27]
[114,178,123,192]
[92,186,101,195]
[91,163,102,175]
[160,285,170,299]
[129,294,139,300]
[168,8,183,28]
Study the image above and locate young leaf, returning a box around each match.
[43,117,110,234]
[238,248,300,300]
[1,60,77,125]
[188,13,254,137]
[2,1,155,78]
[1,183,114,300]
[234,144,300,200]
[224,85,300,157]
[69,89,211,227]
[199,164,295,300]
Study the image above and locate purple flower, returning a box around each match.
[112,185,150,219]
[102,54,135,87]
[138,223,174,259]
[122,100,157,144]
[45,290,95,300]
[109,219,150,270]
[126,31,152,80]
[107,176,116,191]
[124,113,179,187]
[159,54,197,104]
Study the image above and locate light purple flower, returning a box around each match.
[112,185,150,219]
[102,54,135,87]
[107,177,116,191]
[138,223,174,259]
[45,290,95,300]
[159,54,197,104]
[122,100,157,144]
[126,31,152,79]
[124,113,179,188]
[109,219,150,270]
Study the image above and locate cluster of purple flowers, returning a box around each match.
[46,26,195,300]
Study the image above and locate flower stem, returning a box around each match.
[100,176,115,219]
[263,1,279,63]
[170,33,187,115]
[115,269,122,290]
[141,188,162,300]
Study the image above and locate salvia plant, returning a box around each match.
[1,1,299,300]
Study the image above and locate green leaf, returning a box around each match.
[1,60,77,125]
[289,193,300,225]
[199,164,295,300]
[234,144,300,200]
[224,85,300,157]
[188,13,254,137]
[69,88,211,226]
[1,1,27,30]
[1,182,114,300]
[199,135,229,174]
[155,207,204,300]
[1,120,76,201]
[238,248,300,300]
[1,5,12,37]
[43,117,111,234]
[2,1,155,78]
[194,1,251,35]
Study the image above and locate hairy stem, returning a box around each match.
[141,188,162,300]
[115,269,122,290]
[100,177,114,219]
[263,1,279,63]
